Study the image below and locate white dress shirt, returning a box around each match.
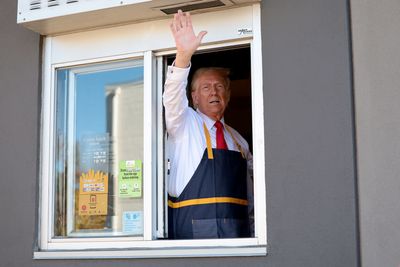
[163,64,253,198]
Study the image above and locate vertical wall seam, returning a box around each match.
[33,34,44,254]
[345,0,362,266]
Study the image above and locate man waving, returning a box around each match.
[163,10,253,239]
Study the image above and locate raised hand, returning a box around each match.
[170,10,207,68]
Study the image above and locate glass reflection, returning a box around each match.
[54,59,144,238]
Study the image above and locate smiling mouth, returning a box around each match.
[209,100,220,104]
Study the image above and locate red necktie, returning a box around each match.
[214,121,228,150]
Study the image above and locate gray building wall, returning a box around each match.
[262,1,358,266]
[0,0,41,266]
[0,0,359,267]
[351,1,400,267]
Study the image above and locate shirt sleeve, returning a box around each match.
[162,64,191,138]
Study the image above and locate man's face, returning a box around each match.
[191,70,230,121]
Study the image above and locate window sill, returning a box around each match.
[34,245,267,259]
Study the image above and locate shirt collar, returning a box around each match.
[196,109,225,130]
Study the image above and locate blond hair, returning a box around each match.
[190,67,231,92]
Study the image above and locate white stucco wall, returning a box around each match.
[351,1,400,266]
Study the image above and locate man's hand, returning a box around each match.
[170,10,207,68]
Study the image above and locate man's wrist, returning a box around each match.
[175,51,192,68]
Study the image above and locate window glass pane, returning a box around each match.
[54,59,144,238]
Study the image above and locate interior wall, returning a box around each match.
[0,0,358,266]
[351,1,400,267]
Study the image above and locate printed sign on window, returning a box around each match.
[118,160,142,198]
[80,133,109,173]
[78,169,108,215]
[122,211,143,235]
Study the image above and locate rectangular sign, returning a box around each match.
[118,160,142,198]
[80,133,109,173]
[78,169,108,215]
[122,211,143,235]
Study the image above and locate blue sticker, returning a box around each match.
[122,211,143,235]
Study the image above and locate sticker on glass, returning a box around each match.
[122,211,143,235]
[78,169,108,215]
[118,160,142,198]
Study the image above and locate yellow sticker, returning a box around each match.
[78,169,108,215]
[78,194,108,215]
[79,169,108,194]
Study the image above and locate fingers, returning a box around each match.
[197,31,207,43]
[171,10,191,32]
[169,9,206,49]
[171,14,181,32]
[169,21,176,36]
[185,11,191,27]
[180,10,188,28]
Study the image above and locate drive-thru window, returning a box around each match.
[20,1,266,259]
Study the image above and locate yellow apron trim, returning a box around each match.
[203,122,214,159]
[168,197,248,209]
[203,121,246,159]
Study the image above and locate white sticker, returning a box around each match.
[237,28,253,35]
[122,211,143,235]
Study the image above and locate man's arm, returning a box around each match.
[163,11,207,137]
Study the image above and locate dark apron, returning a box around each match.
[168,123,250,239]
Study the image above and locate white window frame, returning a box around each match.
[36,4,266,259]
[59,59,147,238]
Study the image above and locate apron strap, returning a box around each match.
[203,122,214,159]
[225,125,246,159]
[203,122,246,159]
